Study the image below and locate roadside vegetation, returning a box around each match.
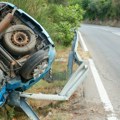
[79,0,120,26]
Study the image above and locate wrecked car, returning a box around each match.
[0,2,55,106]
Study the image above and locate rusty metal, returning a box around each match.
[11,31,29,47]
[0,8,17,33]
[0,13,13,32]
[0,46,16,77]
[10,61,16,78]
[0,46,21,77]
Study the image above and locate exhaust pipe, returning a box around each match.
[0,7,17,33]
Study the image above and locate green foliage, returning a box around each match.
[109,0,120,20]
[80,0,120,21]
[0,0,83,46]
[69,0,82,5]
[48,4,83,46]
[82,0,111,20]
[46,4,83,46]
[48,0,68,5]
[7,107,15,120]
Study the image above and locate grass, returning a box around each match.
[27,80,67,94]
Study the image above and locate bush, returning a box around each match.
[80,0,120,21]
[47,4,83,46]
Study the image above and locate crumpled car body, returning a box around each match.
[0,2,55,106]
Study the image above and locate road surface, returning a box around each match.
[79,24,120,120]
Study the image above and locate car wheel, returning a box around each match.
[4,24,36,55]
[20,50,49,82]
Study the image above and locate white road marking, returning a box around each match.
[78,32,88,52]
[85,25,120,37]
[85,25,109,31]
[89,59,118,120]
[112,32,120,36]
[78,31,118,120]
[100,28,109,31]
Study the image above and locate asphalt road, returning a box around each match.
[79,24,120,119]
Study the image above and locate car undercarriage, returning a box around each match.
[0,2,55,106]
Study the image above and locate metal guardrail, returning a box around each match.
[67,30,83,77]
[8,30,88,120]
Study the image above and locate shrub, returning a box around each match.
[47,4,83,46]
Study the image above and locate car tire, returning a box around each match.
[20,50,48,82]
[4,24,36,55]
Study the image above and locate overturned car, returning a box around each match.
[0,2,55,106]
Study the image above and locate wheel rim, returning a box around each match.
[11,31,30,47]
